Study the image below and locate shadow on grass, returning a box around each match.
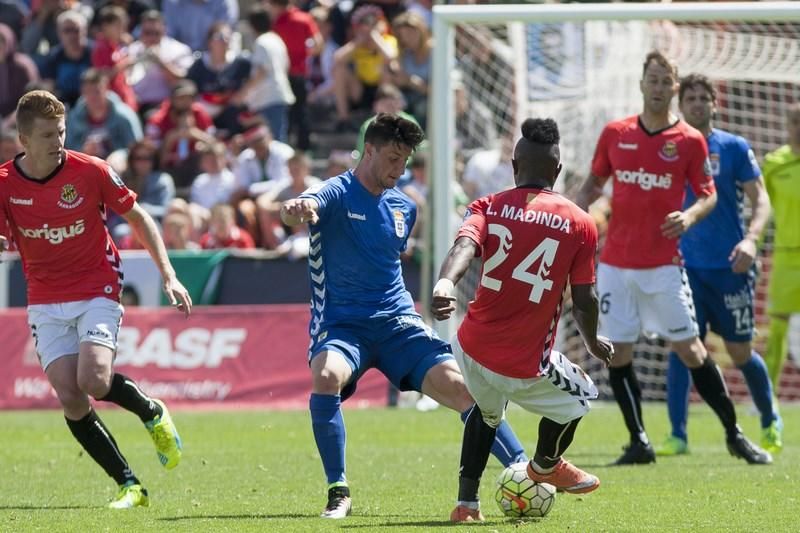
[158,513,308,521]
[0,505,94,510]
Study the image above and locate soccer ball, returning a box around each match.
[495,462,556,518]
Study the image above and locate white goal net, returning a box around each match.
[429,2,800,402]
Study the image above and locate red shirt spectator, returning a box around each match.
[269,1,320,77]
[200,203,255,249]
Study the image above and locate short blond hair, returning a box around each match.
[16,90,66,135]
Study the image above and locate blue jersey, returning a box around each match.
[681,128,760,268]
[299,171,417,329]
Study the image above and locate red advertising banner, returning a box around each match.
[1,305,390,409]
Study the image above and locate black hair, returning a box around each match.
[521,118,559,145]
[364,113,425,151]
[248,5,272,34]
[679,73,717,103]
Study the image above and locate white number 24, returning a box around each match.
[480,223,560,303]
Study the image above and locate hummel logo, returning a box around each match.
[668,326,688,334]
[10,197,33,205]
[347,211,366,221]
[618,143,638,150]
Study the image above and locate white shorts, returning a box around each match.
[27,297,123,370]
[597,263,698,343]
[452,338,597,426]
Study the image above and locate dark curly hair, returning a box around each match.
[520,118,560,145]
[364,113,425,151]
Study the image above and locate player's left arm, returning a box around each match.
[121,203,193,316]
[730,175,770,273]
[661,135,718,239]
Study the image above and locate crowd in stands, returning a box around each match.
[0,0,504,259]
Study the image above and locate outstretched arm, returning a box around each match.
[571,283,613,366]
[430,236,477,321]
[281,197,320,226]
[122,203,192,316]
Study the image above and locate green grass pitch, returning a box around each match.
[1,402,797,532]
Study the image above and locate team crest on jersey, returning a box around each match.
[709,153,721,176]
[659,140,679,162]
[393,210,406,238]
[58,184,84,209]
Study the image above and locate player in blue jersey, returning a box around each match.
[657,74,782,457]
[280,113,527,519]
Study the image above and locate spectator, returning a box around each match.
[125,10,194,118]
[163,0,239,52]
[147,79,216,188]
[0,128,23,162]
[92,5,138,112]
[200,203,256,250]
[122,138,176,221]
[255,150,320,251]
[267,0,322,150]
[306,5,339,110]
[233,124,293,198]
[0,0,28,41]
[453,70,498,158]
[460,135,515,201]
[244,5,295,144]
[387,11,431,129]
[162,211,201,250]
[331,4,397,130]
[0,23,40,121]
[406,0,433,29]
[121,285,141,306]
[190,141,237,211]
[91,0,156,35]
[324,149,355,178]
[39,10,93,109]
[355,83,416,160]
[186,21,253,139]
[65,68,142,159]
[20,0,69,61]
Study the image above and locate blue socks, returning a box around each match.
[737,352,777,429]
[461,407,527,466]
[667,351,778,441]
[310,393,347,484]
[666,351,691,441]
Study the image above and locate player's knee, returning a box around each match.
[76,369,112,399]
[673,337,706,368]
[481,411,503,428]
[311,367,345,394]
[53,382,89,414]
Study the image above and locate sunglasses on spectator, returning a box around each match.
[60,26,80,34]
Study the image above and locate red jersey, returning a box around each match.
[0,150,137,304]
[591,116,715,268]
[200,227,255,250]
[273,7,319,77]
[456,188,598,379]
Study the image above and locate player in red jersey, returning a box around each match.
[0,91,193,508]
[432,118,614,523]
[575,51,770,466]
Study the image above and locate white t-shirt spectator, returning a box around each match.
[126,37,195,106]
[190,168,237,209]
[234,140,295,196]
[247,32,295,110]
[462,148,514,200]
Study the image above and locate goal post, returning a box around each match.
[429,2,800,401]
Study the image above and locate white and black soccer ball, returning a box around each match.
[495,462,556,518]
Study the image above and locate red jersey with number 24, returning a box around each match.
[0,150,137,304]
[591,116,715,268]
[456,187,598,379]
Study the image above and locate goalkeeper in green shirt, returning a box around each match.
[762,102,800,395]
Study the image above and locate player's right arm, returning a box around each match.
[281,197,320,226]
[575,125,614,211]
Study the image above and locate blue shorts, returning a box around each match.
[686,266,756,342]
[308,314,453,401]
